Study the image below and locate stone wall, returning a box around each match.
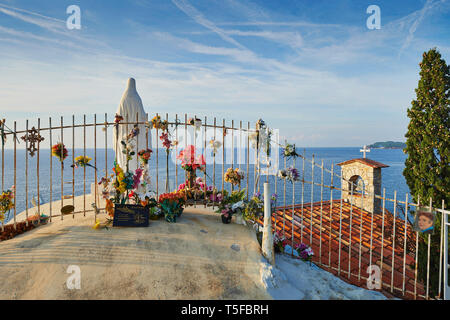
[340,162,382,214]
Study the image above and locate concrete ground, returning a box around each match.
[0,196,270,300]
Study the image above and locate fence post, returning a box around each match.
[262,182,275,265]
[444,207,449,300]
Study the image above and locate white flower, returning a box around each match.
[209,139,222,154]
[232,201,245,211]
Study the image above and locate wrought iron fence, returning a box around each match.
[0,113,277,226]
[266,152,449,300]
[0,113,448,300]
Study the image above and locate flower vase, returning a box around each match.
[234,214,246,225]
[221,214,232,224]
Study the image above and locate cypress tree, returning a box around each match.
[403,48,450,298]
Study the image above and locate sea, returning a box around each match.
[0,147,410,223]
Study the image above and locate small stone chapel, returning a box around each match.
[337,147,389,214]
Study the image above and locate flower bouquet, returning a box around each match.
[215,189,246,224]
[0,186,15,223]
[158,191,186,223]
[273,231,287,253]
[278,167,300,183]
[72,155,96,169]
[98,126,156,224]
[177,145,206,188]
[209,139,222,155]
[140,197,159,220]
[244,192,264,222]
[282,143,300,160]
[295,243,314,262]
[224,167,245,187]
[148,206,162,220]
[52,142,68,168]
[177,177,217,203]
[151,115,169,131]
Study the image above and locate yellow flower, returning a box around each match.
[93,219,101,230]
[75,155,92,163]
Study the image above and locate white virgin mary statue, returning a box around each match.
[113,78,148,173]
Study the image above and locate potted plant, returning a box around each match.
[215,189,247,224]
[158,191,186,223]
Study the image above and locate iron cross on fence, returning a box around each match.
[360,145,370,158]
[21,127,44,157]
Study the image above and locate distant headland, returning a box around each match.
[367,141,406,149]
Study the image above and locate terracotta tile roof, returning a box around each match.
[337,158,389,168]
[258,200,425,300]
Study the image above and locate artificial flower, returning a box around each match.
[0,186,14,222]
[209,139,222,155]
[224,167,245,186]
[72,155,94,169]
[51,142,68,165]
[114,114,124,124]
[278,167,300,183]
[137,148,153,165]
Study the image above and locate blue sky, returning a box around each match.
[0,0,449,147]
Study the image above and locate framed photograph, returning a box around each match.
[413,207,436,234]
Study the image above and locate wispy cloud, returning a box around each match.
[171,0,247,50]
[0,5,65,34]
[0,4,110,49]
[0,3,65,23]
[189,29,304,51]
[398,0,450,56]
[0,0,448,147]
[217,21,342,28]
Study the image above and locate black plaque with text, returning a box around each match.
[113,204,149,227]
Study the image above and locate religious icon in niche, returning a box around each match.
[413,207,435,234]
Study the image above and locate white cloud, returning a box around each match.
[0,1,445,147]
[171,0,246,50]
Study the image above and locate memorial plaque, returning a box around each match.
[113,204,149,227]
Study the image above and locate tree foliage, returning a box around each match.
[403,48,450,298]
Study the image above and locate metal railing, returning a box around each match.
[0,113,271,228]
[0,113,448,300]
[267,151,449,300]
[444,208,450,300]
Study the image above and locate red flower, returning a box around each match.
[177,145,205,171]
[114,114,124,124]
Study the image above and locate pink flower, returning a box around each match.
[195,177,204,184]
[132,168,143,189]
[196,154,206,166]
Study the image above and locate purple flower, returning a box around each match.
[296,243,308,251]
[299,250,309,260]
[287,167,300,181]
[270,193,278,207]
[132,168,143,189]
